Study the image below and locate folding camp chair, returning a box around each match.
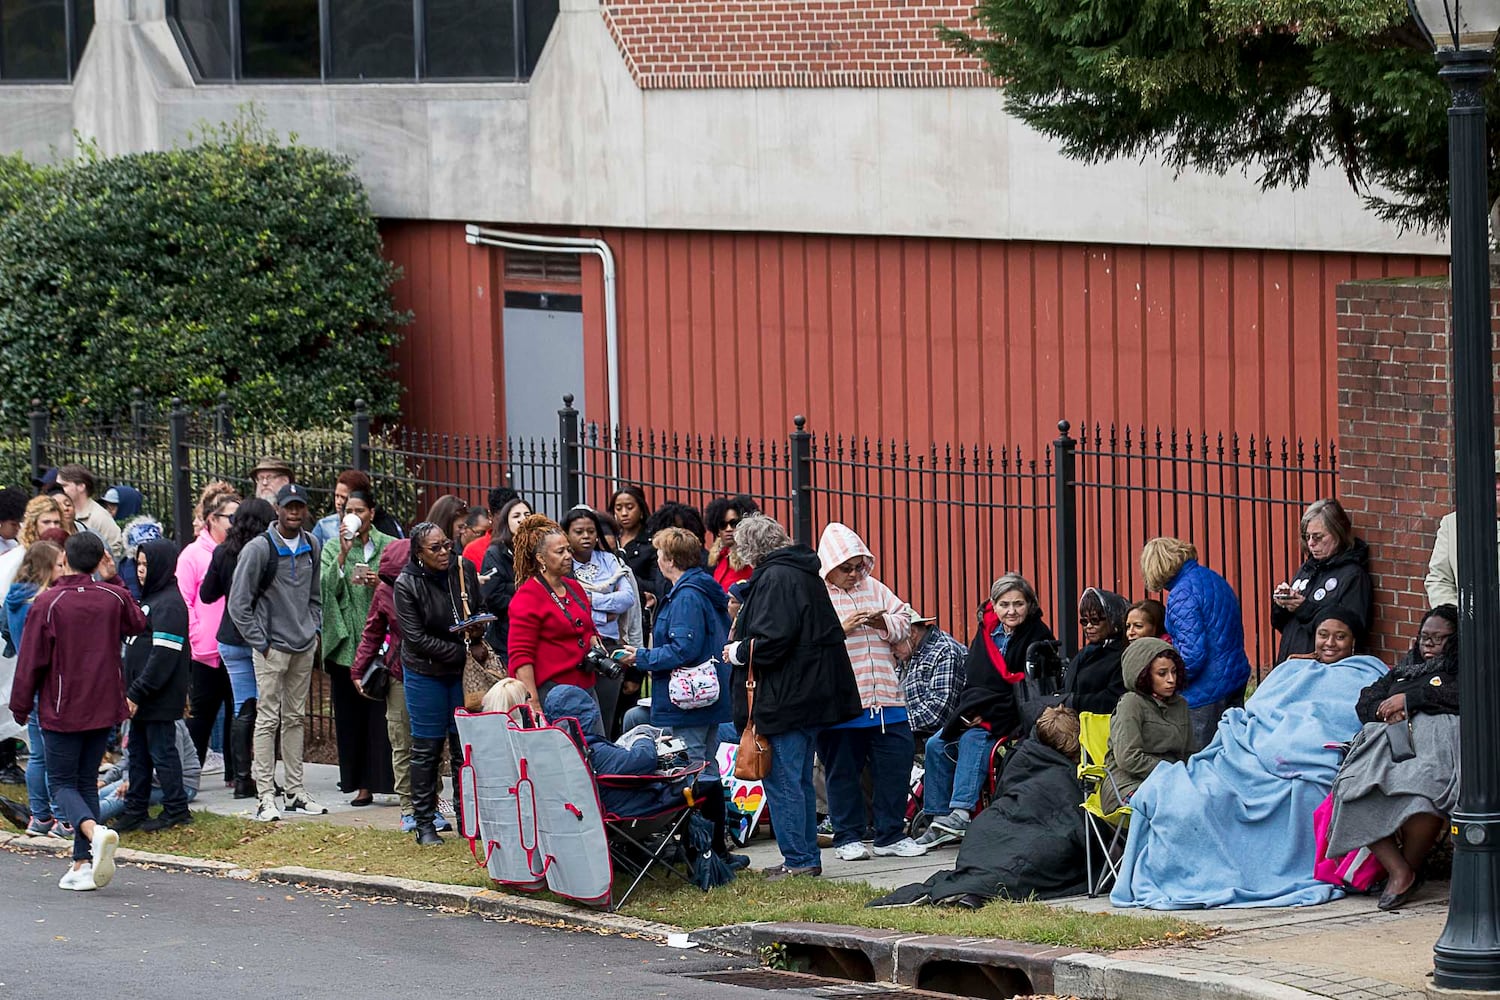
[555,714,707,911]
[1077,711,1131,897]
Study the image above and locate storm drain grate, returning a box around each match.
[679,970,955,998]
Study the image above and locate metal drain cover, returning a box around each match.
[679,969,950,998]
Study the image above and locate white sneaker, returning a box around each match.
[90,825,119,887]
[285,796,327,816]
[59,863,97,891]
[873,837,929,858]
[254,795,282,823]
[834,841,872,861]
[201,750,225,775]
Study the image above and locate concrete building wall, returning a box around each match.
[0,0,1445,256]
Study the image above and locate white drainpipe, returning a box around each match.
[464,224,620,480]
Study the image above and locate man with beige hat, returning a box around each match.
[250,457,293,502]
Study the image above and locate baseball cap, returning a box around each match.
[102,487,122,505]
[275,483,310,507]
[906,608,938,625]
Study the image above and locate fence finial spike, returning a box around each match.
[1057,419,1070,434]
[794,415,807,431]
[562,393,575,408]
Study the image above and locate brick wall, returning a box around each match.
[599,0,989,89]
[1335,275,1481,664]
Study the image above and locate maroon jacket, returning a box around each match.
[354,539,409,682]
[11,574,148,732]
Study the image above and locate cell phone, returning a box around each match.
[610,649,630,662]
[354,562,371,583]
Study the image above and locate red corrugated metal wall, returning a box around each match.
[381,220,1447,452]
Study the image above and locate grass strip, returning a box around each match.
[0,782,1207,951]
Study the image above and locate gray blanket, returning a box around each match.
[1327,713,1459,858]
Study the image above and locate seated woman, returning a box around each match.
[1062,588,1130,715]
[1110,638,1386,909]
[543,684,682,818]
[1327,606,1459,912]
[1125,599,1165,643]
[1100,638,1192,814]
[916,573,1054,847]
[868,705,1088,908]
[480,678,534,716]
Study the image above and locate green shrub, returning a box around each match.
[0,113,408,428]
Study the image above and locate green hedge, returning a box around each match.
[0,115,408,428]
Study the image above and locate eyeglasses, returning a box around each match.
[723,518,740,529]
[1418,630,1454,647]
[1079,615,1107,627]
[425,541,454,554]
[1303,530,1329,544]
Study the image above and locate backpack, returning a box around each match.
[249,530,319,609]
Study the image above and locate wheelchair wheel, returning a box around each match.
[908,810,934,841]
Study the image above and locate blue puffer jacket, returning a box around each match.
[1163,559,1252,708]
[633,566,732,728]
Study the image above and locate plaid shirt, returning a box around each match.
[898,626,968,733]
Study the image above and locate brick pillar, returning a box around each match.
[1336,279,1455,664]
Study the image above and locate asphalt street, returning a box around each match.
[0,848,754,999]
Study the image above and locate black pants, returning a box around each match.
[329,665,395,795]
[125,719,189,819]
[186,660,234,773]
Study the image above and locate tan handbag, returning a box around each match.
[456,561,504,711]
[733,644,773,780]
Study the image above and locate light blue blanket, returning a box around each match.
[1110,655,1387,909]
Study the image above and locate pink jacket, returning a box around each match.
[176,530,223,666]
[817,523,911,711]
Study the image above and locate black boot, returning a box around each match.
[410,737,444,846]
[448,732,467,837]
[232,700,258,799]
[698,780,750,870]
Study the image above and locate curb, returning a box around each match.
[691,920,1334,1000]
[0,831,676,941]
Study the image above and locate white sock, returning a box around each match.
[954,808,971,822]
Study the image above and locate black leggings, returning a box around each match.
[186,660,234,771]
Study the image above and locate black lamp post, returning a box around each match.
[1408,0,1500,992]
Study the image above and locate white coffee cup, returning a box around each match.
[341,512,362,539]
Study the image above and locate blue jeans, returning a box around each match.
[671,724,719,782]
[220,642,257,713]
[764,727,821,869]
[404,671,464,740]
[125,719,190,819]
[43,727,110,862]
[923,727,997,815]
[98,781,197,823]
[818,721,914,848]
[25,695,57,824]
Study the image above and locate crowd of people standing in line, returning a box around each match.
[0,454,1463,911]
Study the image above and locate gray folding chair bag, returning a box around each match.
[456,710,615,906]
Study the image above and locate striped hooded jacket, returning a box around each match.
[817,522,912,719]
[123,539,193,722]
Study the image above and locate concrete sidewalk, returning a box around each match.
[192,762,1447,1000]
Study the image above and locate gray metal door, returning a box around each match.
[503,291,584,516]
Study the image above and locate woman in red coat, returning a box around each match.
[507,515,601,708]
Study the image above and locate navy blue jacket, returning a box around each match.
[634,567,731,728]
[1164,559,1252,708]
[544,685,679,818]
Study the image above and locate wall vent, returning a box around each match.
[504,250,582,283]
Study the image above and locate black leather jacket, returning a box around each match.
[393,558,482,678]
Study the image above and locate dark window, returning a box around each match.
[521,0,556,76]
[172,0,233,80]
[240,0,320,79]
[329,0,414,79]
[425,0,515,79]
[1,0,67,80]
[69,0,90,69]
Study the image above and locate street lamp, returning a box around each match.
[1407,0,1500,993]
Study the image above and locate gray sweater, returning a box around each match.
[102,719,202,794]
[227,528,322,654]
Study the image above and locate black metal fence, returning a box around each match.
[9,394,1338,742]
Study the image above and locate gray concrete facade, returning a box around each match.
[0,0,1443,254]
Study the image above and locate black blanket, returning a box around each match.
[869,739,1088,907]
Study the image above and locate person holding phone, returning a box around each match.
[319,489,396,807]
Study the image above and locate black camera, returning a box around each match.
[583,645,625,680]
